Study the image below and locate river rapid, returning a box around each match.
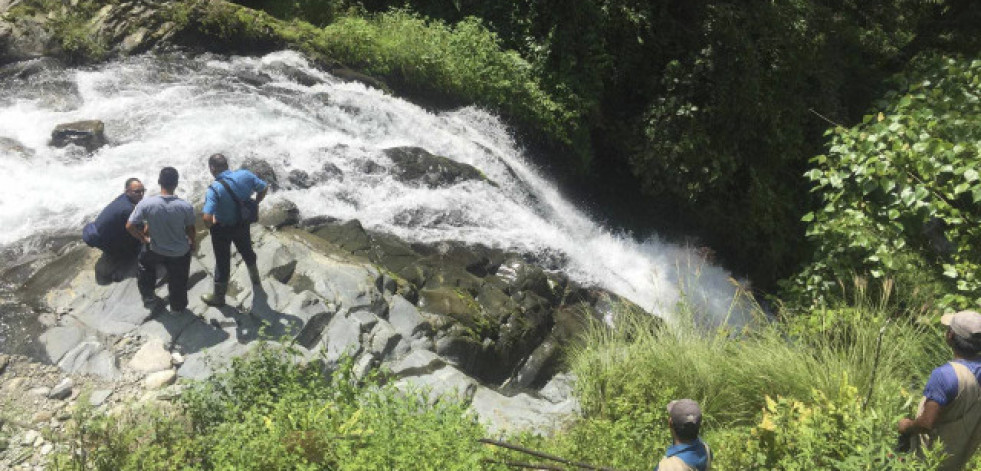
[0,51,753,355]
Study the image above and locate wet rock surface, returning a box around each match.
[0,216,642,466]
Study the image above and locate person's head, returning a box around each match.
[158,167,179,192]
[124,178,145,203]
[942,310,981,358]
[208,153,229,177]
[667,399,702,442]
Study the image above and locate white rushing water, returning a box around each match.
[0,51,752,325]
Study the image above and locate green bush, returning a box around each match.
[52,344,505,470]
[539,294,949,469]
[787,55,981,310]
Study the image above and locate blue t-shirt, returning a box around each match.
[202,169,268,226]
[128,195,195,257]
[923,359,981,406]
[655,438,711,471]
[88,193,140,255]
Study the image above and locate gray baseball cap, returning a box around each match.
[941,310,981,341]
[667,399,702,426]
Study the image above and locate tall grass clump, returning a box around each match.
[51,343,507,470]
[542,280,953,469]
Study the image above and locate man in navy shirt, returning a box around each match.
[83,178,145,284]
[200,153,268,306]
[899,310,981,470]
[655,399,712,471]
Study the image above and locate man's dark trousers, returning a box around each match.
[137,246,191,311]
[210,224,256,284]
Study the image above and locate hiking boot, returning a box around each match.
[201,282,227,307]
[142,295,161,310]
[247,264,261,285]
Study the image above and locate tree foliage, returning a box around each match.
[787,55,981,309]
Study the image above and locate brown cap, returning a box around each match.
[667,399,702,427]
[941,310,981,342]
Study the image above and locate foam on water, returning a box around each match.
[0,51,752,325]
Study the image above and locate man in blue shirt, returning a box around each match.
[655,399,712,471]
[200,153,268,306]
[898,310,981,470]
[126,167,196,312]
[83,178,144,284]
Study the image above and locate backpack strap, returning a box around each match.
[216,178,243,221]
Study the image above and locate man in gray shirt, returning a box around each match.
[126,167,196,312]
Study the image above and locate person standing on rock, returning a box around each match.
[83,177,145,284]
[655,399,712,471]
[201,153,268,306]
[125,167,196,312]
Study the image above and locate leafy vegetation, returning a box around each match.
[533,286,958,470]
[51,346,504,470]
[788,55,981,310]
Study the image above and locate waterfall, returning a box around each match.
[0,51,752,325]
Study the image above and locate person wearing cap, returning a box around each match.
[898,310,981,470]
[656,399,712,471]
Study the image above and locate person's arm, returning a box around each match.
[255,187,267,204]
[898,400,942,434]
[186,225,196,253]
[126,221,149,244]
[202,185,217,228]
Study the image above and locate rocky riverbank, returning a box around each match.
[0,192,646,467]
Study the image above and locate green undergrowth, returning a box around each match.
[50,346,505,470]
[46,281,976,470]
[532,284,961,470]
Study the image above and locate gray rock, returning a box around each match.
[540,373,576,404]
[388,350,443,377]
[88,389,113,407]
[259,199,300,229]
[387,295,431,339]
[287,169,313,189]
[383,146,490,189]
[28,387,51,397]
[39,322,87,363]
[367,322,401,359]
[49,120,106,152]
[353,353,376,380]
[0,353,8,375]
[22,430,40,446]
[47,378,72,400]
[58,341,121,379]
[395,365,477,403]
[350,310,379,333]
[135,309,198,347]
[323,313,363,363]
[128,338,172,373]
[470,387,578,435]
[72,278,155,335]
[177,340,249,380]
[254,236,297,283]
[144,369,176,389]
[241,157,278,190]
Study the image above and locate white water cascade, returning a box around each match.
[0,51,752,325]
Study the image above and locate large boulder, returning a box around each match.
[384,147,490,188]
[49,120,106,152]
[241,157,278,190]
